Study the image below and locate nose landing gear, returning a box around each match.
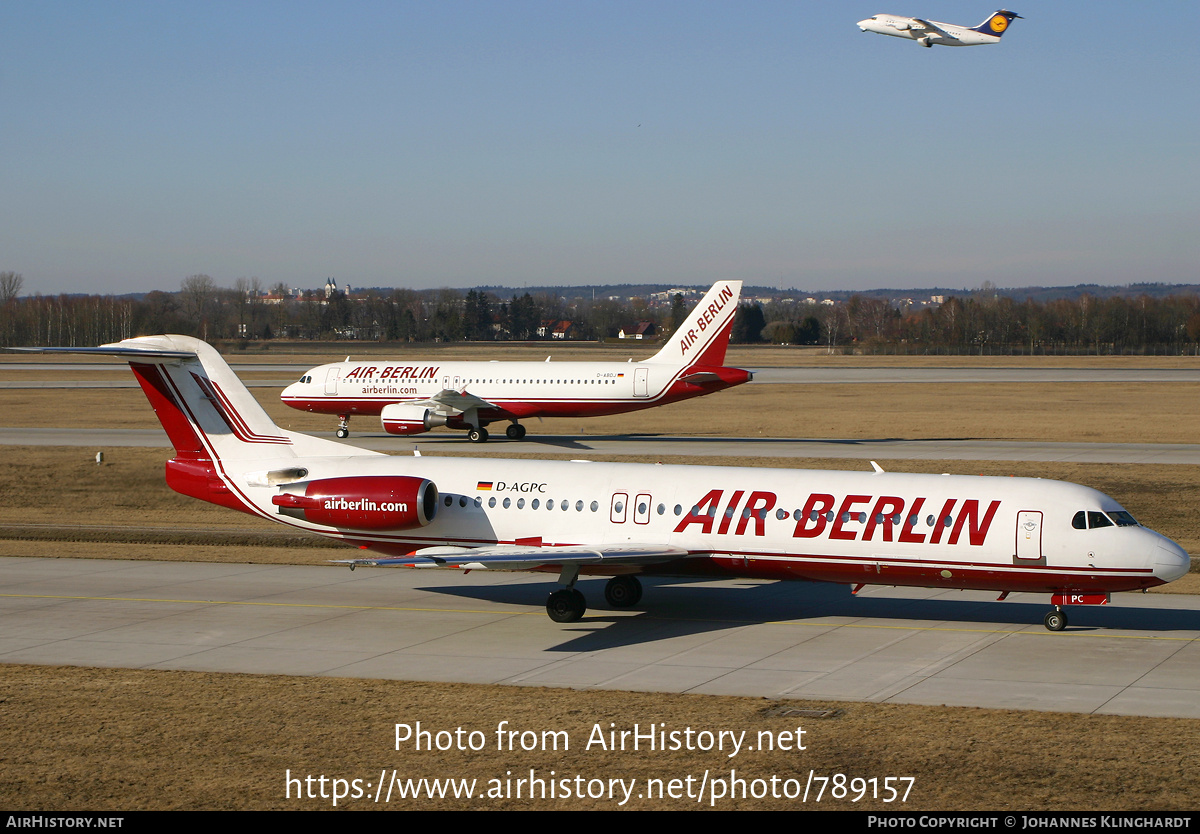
[1043,608,1067,631]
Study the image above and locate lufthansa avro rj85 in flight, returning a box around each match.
[858,9,1021,47]
[281,281,751,442]
[21,335,1190,631]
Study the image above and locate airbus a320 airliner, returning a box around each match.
[280,281,751,441]
[23,335,1190,631]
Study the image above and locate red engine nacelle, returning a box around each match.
[272,475,438,530]
[381,403,451,436]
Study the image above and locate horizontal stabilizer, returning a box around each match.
[10,345,198,362]
[679,371,723,385]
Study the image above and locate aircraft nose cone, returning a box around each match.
[1153,540,1191,584]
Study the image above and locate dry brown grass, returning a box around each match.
[7,377,1200,445]
[1,665,1197,811]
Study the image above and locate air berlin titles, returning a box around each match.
[343,365,440,381]
[679,284,734,357]
[673,489,1001,545]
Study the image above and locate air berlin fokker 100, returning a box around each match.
[24,335,1190,631]
[281,280,750,441]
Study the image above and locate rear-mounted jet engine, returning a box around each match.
[272,475,438,530]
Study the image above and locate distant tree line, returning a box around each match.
[733,291,1200,354]
[3,270,1200,355]
[0,274,693,348]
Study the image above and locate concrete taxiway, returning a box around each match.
[2,556,1197,718]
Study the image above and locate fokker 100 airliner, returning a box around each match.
[858,9,1021,47]
[22,335,1190,631]
[280,281,751,441]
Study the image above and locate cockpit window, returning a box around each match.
[1109,510,1139,527]
[1074,510,1138,530]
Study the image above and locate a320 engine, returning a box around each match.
[272,475,438,530]
[380,403,451,436]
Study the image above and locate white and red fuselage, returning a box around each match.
[279,281,751,439]
[282,359,751,426]
[243,453,1188,599]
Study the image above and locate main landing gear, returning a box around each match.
[547,588,587,623]
[336,415,350,439]
[604,575,643,608]
[465,421,525,443]
[545,572,644,623]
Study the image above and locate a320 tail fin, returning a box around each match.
[20,335,369,512]
[971,10,1021,36]
[646,280,742,367]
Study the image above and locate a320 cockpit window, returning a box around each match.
[1072,510,1139,530]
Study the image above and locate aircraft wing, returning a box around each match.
[336,542,689,571]
[910,18,956,38]
[409,388,497,416]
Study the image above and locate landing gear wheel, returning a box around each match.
[506,423,527,440]
[547,588,586,623]
[467,427,490,443]
[1044,610,1067,631]
[336,428,349,438]
[604,575,643,608]
[336,416,350,439]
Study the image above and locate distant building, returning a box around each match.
[537,320,576,340]
[618,321,656,340]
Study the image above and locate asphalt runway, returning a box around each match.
[3,556,1198,718]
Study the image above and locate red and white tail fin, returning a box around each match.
[89,335,354,462]
[25,335,376,513]
[646,280,742,367]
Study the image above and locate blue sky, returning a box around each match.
[2,1,1196,295]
